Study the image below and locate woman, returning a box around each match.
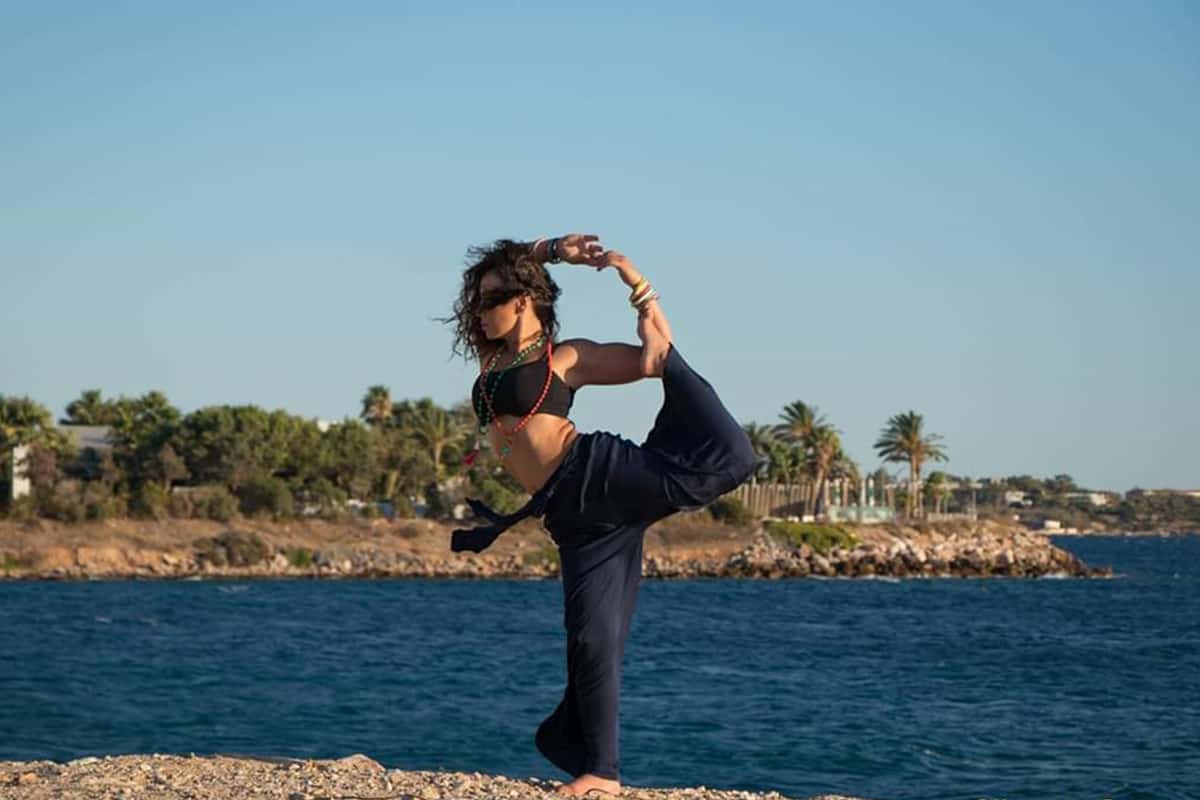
[447,234,755,797]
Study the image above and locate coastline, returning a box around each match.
[1041,527,1198,537]
[0,514,1115,581]
[0,753,867,800]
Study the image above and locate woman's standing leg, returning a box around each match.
[537,524,647,784]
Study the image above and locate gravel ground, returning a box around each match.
[0,753,867,800]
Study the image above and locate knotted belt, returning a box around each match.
[449,436,583,553]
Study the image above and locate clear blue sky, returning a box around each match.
[2,2,1197,492]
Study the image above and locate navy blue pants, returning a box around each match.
[452,344,755,781]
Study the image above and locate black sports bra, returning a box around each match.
[471,351,576,420]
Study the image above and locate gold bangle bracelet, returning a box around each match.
[632,288,658,308]
[634,291,660,313]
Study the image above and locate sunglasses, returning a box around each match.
[476,287,524,312]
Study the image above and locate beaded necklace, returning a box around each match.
[463,332,547,466]
[484,337,555,458]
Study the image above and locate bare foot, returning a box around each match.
[554,772,621,796]
[637,299,671,377]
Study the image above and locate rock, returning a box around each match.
[810,554,835,577]
[334,754,383,771]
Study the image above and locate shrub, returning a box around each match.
[521,542,559,569]
[89,495,127,522]
[285,546,314,568]
[168,491,194,519]
[390,494,416,519]
[469,471,525,516]
[35,486,87,523]
[708,496,756,527]
[78,481,123,521]
[236,476,294,519]
[1,552,31,573]
[765,520,859,555]
[131,483,171,521]
[423,481,452,519]
[194,530,270,567]
[294,478,347,519]
[5,496,37,522]
[193,485,238,522]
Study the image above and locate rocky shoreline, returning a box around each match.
[0,753,865,800]
[0,515,1112,582]
[675,521,1110,579]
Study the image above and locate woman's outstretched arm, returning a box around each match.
[559,249,674,386]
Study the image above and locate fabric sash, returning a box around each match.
[449,436,584,553]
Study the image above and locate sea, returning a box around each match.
[1,534,1197,800]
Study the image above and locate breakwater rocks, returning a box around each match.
[0,753,865,800]
[0,517,1110,581]
[708,522,1111,579]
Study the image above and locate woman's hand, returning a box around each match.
[554,234,604,265]
[592,249,633,272]
[591,249,643,289]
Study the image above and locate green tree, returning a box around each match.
[176,406,308,490]
[1,396,66,510]
[377,426,436,501]
[807,425,841,516]
[1046,473,1077,498]
[320,418,379,499]
[361,385,393,428]
[869,467,891,509]
[107,391,182,492]
[774,401,826,446]
[829,447,860,507]
[401,399,466,480]
[61,389,120,425]
[765,438,806,487]
[741,422,776,482]
[927,471,953,514]
[874,410,948,519]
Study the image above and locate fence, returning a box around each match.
[728,482,812,519]
[727,482,977,524]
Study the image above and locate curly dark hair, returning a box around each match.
[446,239,562,360]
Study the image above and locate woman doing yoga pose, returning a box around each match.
[447,234,756,797]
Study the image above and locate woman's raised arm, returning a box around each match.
[558,248,674,385]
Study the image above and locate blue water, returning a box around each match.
[2,535,1198,800]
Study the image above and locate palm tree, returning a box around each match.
[927,471,952,515]
[765,439,806,487]
[774,401,826,446]
[775,401,834,516]
[807,424,841,517]
[742,422,777,482]
[62,389,115,425]
[403,400,466,480]
[874,411,948,519]
[0,395,54,450]
[829,448,860,507]
[1,396,58,503]
[360,386,393,428]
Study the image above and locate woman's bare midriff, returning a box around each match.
[486,413,579,494]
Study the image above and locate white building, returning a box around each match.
[8,425,114,501]
[1004,490,1032,507]
[1064,491,1114,507]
